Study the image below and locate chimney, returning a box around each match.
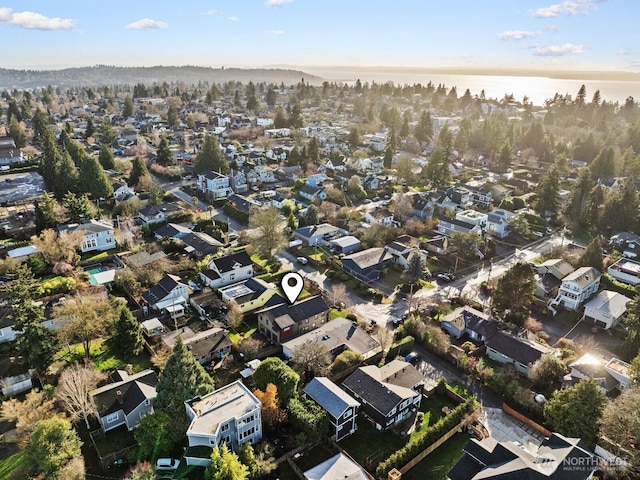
[115,390,124,405]
[388,468,402,480]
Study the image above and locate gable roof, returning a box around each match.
[91,369,158,417]
[304,377,360,419]
[342,248,393,270]
[258,295,329,324]
[562,267,601,288]
[210,250,252,273]
[141,274,184,305]
[303,453,369,480]
[584,290,630,318]
[139,202,181,218]
[487,331,552,366]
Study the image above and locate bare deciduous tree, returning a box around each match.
[292,340,331,380]
[56,363,105,429]
[31,229,84,266]
[151,344,173,371]
[226,300,244,331]
[324,283,352,310]
[376,325,393,363]
[0,389,56,439]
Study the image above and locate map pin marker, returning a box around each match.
[281,272,304,305]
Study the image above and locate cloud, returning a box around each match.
[268,29,284,36]
[0,8,74,30]
[497,30,537,41]
[532,43,585,56]
[125,18,168,30]
[200,9,220,16]
[532,0,607,18]
[265,0,293,6]
[618,49,632,56]
[228,16,240,22]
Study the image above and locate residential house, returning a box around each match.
[536,259,575,280]
[90,369,158,432]
[294,223,347,247]
[385,235,427,269]
[489,183,513,200]
[303,377,360,441]
[218,278,279,313]
[324,157,346,172]
[443,186,472,210]
[305,173,328,189]
[227,193,261,216]
[423,235,449,256]
[230,169,248,193]
[455,210,488,229]
[407,192,434,219]
[342,360,423,430]
[485,330,554,375]
[182,232,223,258]
[565,353,629,394]
[264,127,291,138]
[465,185,493,209]
[441,306,492,341]
[197,170,233,199]
[448,433,597,480]
[112,180,135,203]
[582,290,630,330]
[153,223,192,240]
[200,250,253,289]
[282,317,381,361]
[58,219,116,253]
[548,267,601,312]
[303,453,369,480]
[299,184,327,203]
[138,203,182,225]
[247,165,276,184]
[363,208,398,227]
[361,173,380,191]
[437,216,482,237]
[607,257,640,285]
[342,247,394,283]
[257,295,329,344]
[184,381,262,466]
[0,136,24,165]
[609,231,640,258]
[486,209,515,239]
[141,274,190,314]
[162,326,232,365]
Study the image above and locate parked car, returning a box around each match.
[405,351,421,365]
[437,273,456,283]
[297,257,308,265]
[156,458,179,471]
[532,231,543,237]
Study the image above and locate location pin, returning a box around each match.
[281,272,304,305]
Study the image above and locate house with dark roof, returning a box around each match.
[441,306,493,341]
[162,326,232,365]
[90,369,158,432]
[486,209,515,239]
[407,192,434,219]
[294,223,347,247]
[385,235,428,269]
[181,232,223,258]
[197,170,233,199]
[138,203,182,225]
[342,247,394,283]
[342,360,423,430]
[304,377,360,441]
[218,278,279,313]
[299,184,327,202]
[437,216,482,237]
[141,274,190,313]
[153,222,192,240]
[199,250,253,289]
[227,193,261,215]
[257,295,329,344]
[485,330,554,375]
[448,432,596,480]
[464,184,493,209]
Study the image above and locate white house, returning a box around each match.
[138,203,182,225]
[363,208,399,227]
[199,250,253,289]
[141,274,190,313]
[486,209,515,239]
[197,170,234,199]
[549,267,601,313]
[58,219,116,253]
[607,257,640,285]
[184,381,262,466]
[582,290,630,330]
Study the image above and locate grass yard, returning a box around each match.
[329,308,348,320]
[58,338,152,373]
[291,443,338,473]
[339,414,406,470]
[228,318,258,344]
[402,433,470,480]
[92,427,136,458]
[0,451,25,480]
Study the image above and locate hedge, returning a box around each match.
[387,336,415,359]
[375,397,478,479]
[601,274,636,298]
[223,202,249,224]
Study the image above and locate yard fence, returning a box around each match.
[89,429,136,470]
[502,403,551,437]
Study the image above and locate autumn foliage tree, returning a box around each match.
[253,383,286,429]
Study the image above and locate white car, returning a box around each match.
[297,257,308,265]
[155,458,179,471]
[532,231,543,237]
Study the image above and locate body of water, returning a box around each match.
[306,68,640,107]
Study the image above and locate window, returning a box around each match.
[145,399,151,406]
[106,412,119,424]
[221,423,229,432]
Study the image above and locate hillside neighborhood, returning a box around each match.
[0,74,640,480]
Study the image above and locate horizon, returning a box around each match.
[1,0,639,75]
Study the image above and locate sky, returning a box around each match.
[0,0,638,72]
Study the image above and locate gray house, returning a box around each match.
[304,377,360,441]
[90,369,158,432]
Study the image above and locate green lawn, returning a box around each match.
[0,451,25,480]
[58,338,152,373]
[92,427,136,457]
[402,433,470,480]
[329,308,348,320]
[339,414,406,470]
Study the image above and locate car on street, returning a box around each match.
[156,458,179,471]
[532,231,543,237]
[297,257,308,265]
[437,273,456,283]
[405,351,422,365]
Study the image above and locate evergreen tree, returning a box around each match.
[348,127,361,149]
[53,151,80,199]
[205,444,248,480]
[497,140,513,173]
[122,96,134,118]
[194,134,228,174]
[63,192,95,223]
[578,237,603,272]
[491,262,536,324]
[266,86,276,107]
[383,145,393,169]
[423,147,450,186]
[253,357,299,407]
[403,252,427,286]
[623,286,640,357]
[98,117,118,146]
[155,337,215,422]
[65,138,89,166]
[9,116,28,148]
[589,146,615,179]
[98,144,116,170]
[25,417,83,478]
[34,192,59,232]
[85,118,95,139]
[156,136,173,166]
[79,156,113,200]
[113,306,144,358]
[307,137,320,163]
[167,106,179,128]
[563,168,594,228]
[534,167,560,215]
[16,322,60,376]
[302,204,318,226]
[415,110,433,143]
[129,156,150,187]
[273,107,288,129]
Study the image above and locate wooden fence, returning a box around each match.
[502,403,551,437]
